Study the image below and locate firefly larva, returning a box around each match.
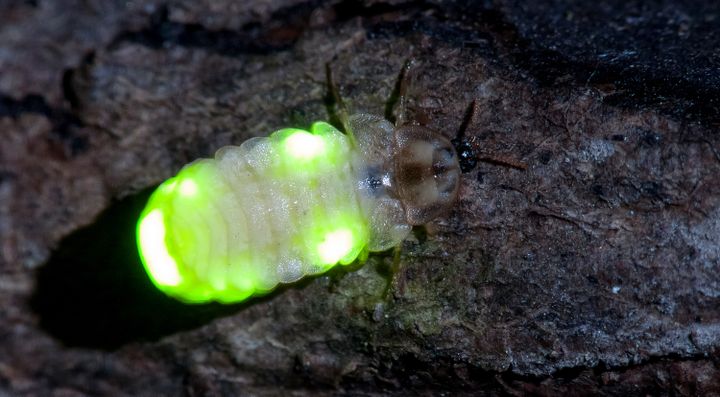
[137,65,461,304]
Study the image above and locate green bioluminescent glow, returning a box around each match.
[284,130,326,159]
[178,179,198,196]
[137,209,182,287]
[318,228,354,265]
[137,123,370,304]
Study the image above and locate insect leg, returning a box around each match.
[385,58,416,127]
[381,243,404,299]
[325,63,352,135]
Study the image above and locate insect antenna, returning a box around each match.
[476,155,527,170]
[452,100,528,172]
[452,100,481,173]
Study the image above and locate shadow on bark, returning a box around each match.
[29,188,246,349]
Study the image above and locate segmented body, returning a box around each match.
[138,116,413,303]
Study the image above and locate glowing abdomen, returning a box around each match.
[137,122,370,303]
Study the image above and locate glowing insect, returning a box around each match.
[136,64,461,303]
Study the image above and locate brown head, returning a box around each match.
[393,125,461,225]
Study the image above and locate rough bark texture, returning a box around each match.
[1,0,719,395]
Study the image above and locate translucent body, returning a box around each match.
[138,118,421,303]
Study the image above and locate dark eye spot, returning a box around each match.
[451,138,477,173]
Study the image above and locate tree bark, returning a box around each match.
[1,1,719,395]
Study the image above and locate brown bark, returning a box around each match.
[1,1,719,395]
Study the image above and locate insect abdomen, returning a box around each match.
[137,122,370,303]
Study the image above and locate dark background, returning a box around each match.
[1,0,719,395]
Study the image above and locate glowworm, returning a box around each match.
[137,80,460,304]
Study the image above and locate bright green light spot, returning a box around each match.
[137,209,182,287]
[179,179,198,196]
[164,180,177,191]
[285,131,326,159]
[318,228,354,265]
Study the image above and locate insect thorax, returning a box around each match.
[349,114,412,251]
[349,113,461,244]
